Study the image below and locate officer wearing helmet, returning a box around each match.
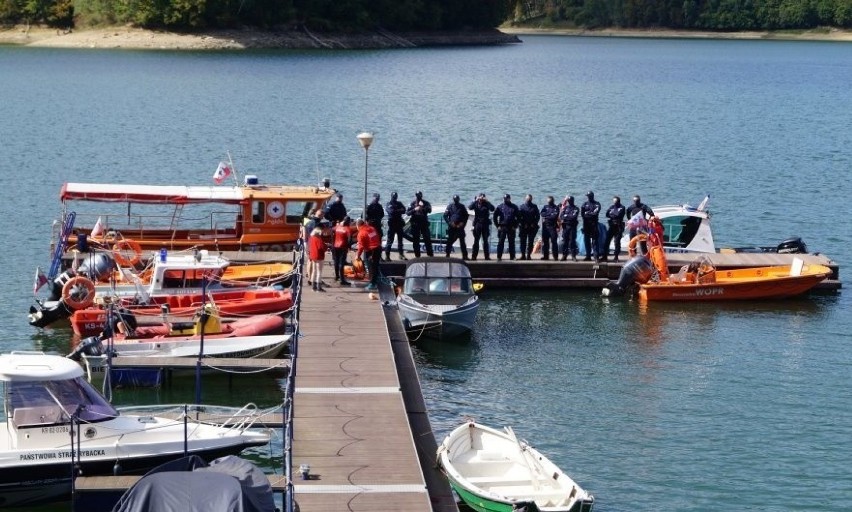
[493,194,519,261]
[384,191,407,261]
[581,191,602,261]
[443,195,469,260]
[407,191,434,257]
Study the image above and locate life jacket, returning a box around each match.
[333,225,351,249]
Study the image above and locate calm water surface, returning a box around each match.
[1,36,850,511]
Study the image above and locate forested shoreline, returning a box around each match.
[2,0,849,32]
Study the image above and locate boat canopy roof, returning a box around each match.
[0,353,84,382]
[61,183,336,205]
[404,258,472,279]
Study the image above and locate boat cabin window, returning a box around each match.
[252,201,265,224]
[161,269,223,288]
[405,277,472,295]
[4,378,118,427]
[660,215,702,248]
[286,201,316,225]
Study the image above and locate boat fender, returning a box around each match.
[61,276,96,310]
[112,239,143,267]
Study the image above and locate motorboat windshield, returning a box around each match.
[403,258,474,296]
[4,377,119,427]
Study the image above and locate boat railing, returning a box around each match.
[63,210,239,241]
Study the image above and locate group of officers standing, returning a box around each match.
[347,190,656,263]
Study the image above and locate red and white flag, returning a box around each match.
[213,161,232,184]
[33,266,48,295]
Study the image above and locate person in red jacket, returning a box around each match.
[308,227,327,291]
[355,219,382,290]
[332,217,353,286]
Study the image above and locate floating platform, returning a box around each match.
[380,252,841,291]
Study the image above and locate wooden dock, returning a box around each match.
[380,251,841,290]
[292,281,457,512]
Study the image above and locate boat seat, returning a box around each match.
[467,475,532,485]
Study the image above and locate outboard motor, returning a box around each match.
[77,252,116,281]
[776,237,807,254]
[602,256,655,297]
[67,335,106,361]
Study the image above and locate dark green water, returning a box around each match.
[1,36,850,510]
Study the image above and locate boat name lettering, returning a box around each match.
[693,287,724,296]
[19,449,106,461]
[41,426,70,434]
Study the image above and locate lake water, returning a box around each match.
[1,35,850,511]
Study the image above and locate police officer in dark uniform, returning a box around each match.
[468,193,495,260]
[443,195,469,259]
[384,191,407,261]
[539,196,560,260]
[559,196,580,261]
[517,194,540,260]
[581,191,602,261]
[626,195,655,239]
[407,191,433,258]
[603,195,626,261]
[493,194,519,261]
[325,193,347,224]
[365,193,384,239]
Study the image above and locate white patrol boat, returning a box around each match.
[0,352,270,507]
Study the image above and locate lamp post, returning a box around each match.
[357,132,374,218]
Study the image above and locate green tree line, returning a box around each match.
[0,0,514,30]
[519,0,852,29]
[2,0,849,31]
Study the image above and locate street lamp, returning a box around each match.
[357,132,374,218]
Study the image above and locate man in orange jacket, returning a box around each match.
[355,219,382,290]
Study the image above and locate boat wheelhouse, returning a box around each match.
[56,176,336,253]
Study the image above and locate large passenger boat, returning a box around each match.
[54,175,336,253]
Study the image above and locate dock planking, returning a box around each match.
[292,280,457,512]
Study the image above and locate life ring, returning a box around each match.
[627,234,648,257]
[62,276,96,310]
[112,239,142,267]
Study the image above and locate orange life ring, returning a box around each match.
[627,234,648,257]
[112,239,142,267]
[61,276,96,310]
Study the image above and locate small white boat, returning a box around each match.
[0,352,271,507]
[396,258,479,340]
[71,333,291,361]
[438,421,594,512]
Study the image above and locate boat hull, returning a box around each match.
[71,288,293,337]
[397,296,479,340]
[438,422,594,512]
[639,264,831,301]
[0,443,266,508]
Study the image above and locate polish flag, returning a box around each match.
[213,162,232,184]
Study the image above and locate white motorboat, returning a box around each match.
[0,352,271,507]
[619,196,808,255]
[438,421,594,512]
[396,258,479,340]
